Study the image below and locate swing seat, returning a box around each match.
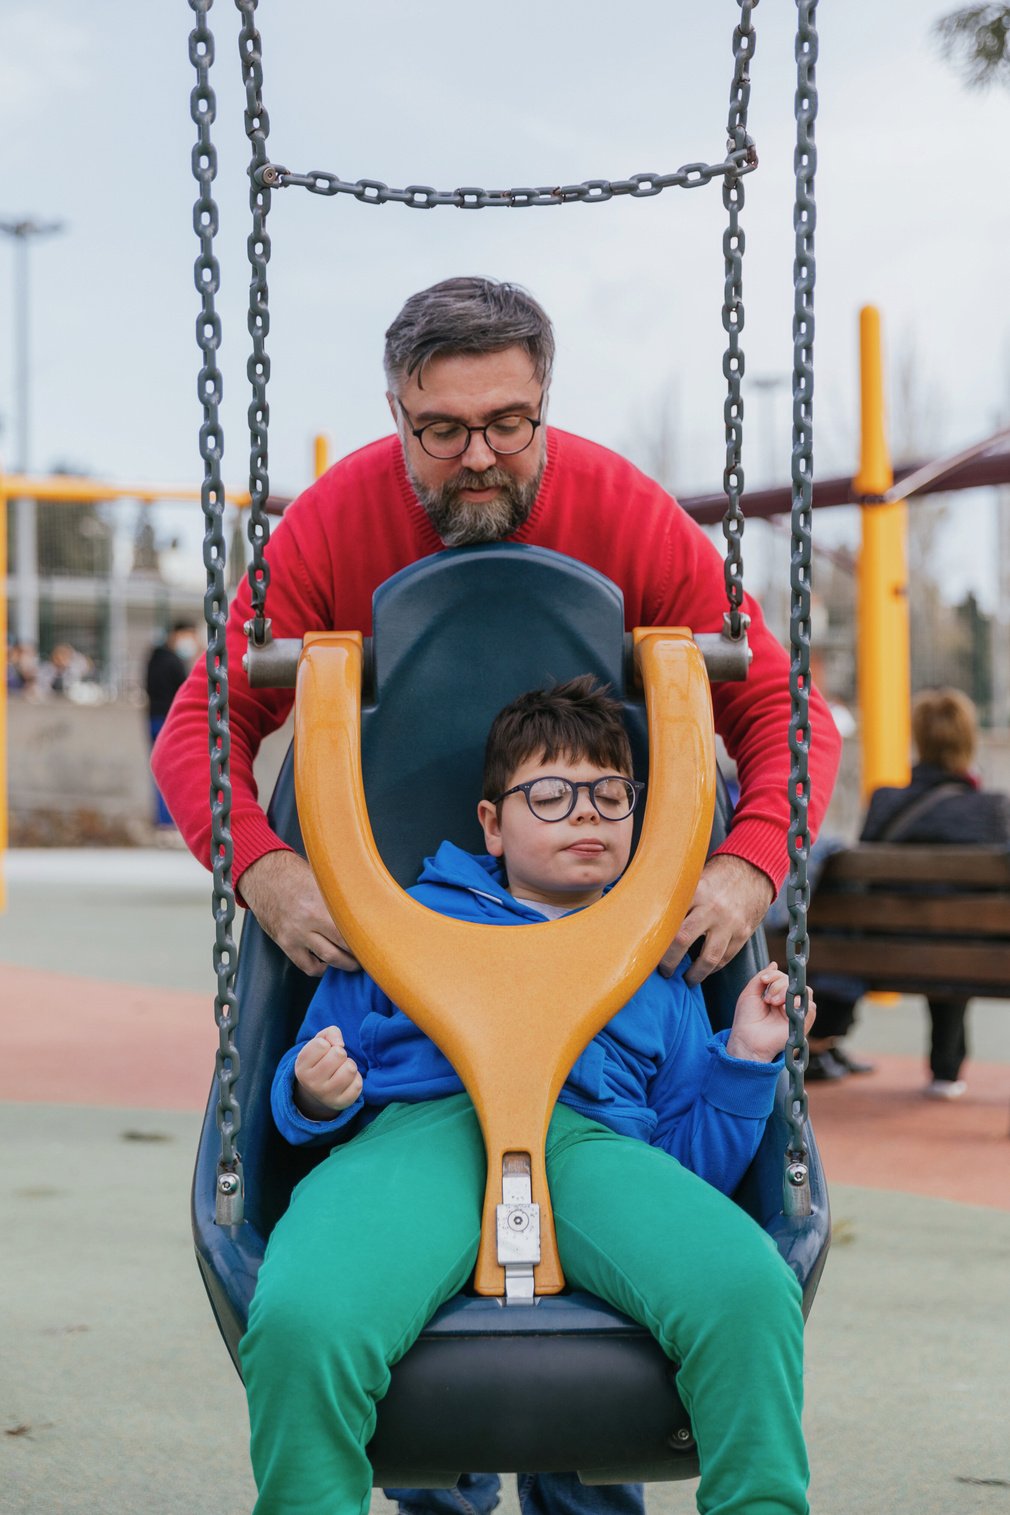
[192,543,830,1486]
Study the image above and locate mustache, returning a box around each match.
[449,467,513,492]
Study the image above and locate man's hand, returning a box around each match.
[659,854,775,986]
[293,1025,363,1118]
[238,850,360,978]
[726,964,816,1063]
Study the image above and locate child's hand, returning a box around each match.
[726,964,815,1064]
[294,1025,363,1117]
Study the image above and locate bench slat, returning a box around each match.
[765,931,1010,993]
[825,845,1010,887]
[809,894,1010,935]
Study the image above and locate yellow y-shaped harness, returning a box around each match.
[294,627,715,1298]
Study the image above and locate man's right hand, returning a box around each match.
[238,850,360,977]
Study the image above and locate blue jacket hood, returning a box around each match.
[413,839,614,922]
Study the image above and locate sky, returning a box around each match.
[1,0,1008,606]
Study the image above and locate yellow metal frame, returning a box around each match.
[0,439,332,913]
[855,305,911,800]
[294,627,715,1296]
[0,485,7,912]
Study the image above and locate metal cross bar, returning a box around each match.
[878,425,1010,505]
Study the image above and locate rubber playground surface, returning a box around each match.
[2,849,1008,1514]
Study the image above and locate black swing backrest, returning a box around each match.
[192,543,829,1486]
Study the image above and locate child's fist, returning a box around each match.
[294,1025,363,1115]
[726,963,815,1063]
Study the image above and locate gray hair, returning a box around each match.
[383,277,555,392]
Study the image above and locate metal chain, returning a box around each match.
[189,0,243,1226]
[258,149,757,210]
[783,0,819,1218]
[235,0,273,647]
[721,1,758,640]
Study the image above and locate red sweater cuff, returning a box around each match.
[230,813,296,898]
[713,818,791,895]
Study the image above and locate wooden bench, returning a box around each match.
[764,844,1010,1000]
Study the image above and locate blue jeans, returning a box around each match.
[385,1473,645,1515]
[148,715,173,826]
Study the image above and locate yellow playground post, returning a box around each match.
[313,432,331,479]
[854,306,911,802]
[0,475,7,912]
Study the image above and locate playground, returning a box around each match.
[2,847,1007,1512]
[4,2,1010,1512]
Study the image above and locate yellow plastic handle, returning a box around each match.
[295,629,715,1295]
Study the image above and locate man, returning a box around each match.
[155,275,838,1515]
[154,277,840,990]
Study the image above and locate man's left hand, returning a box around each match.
[658,854,775,986]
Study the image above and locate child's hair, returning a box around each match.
[911,687,977,772]
[482,675,633,802]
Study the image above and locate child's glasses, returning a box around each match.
[493,775,644,822]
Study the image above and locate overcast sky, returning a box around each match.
[2,1,1007,604]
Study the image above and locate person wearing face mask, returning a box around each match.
[145,621,199,831]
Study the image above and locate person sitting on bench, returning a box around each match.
[810,687,1010,1096]
[241,676,816,1515]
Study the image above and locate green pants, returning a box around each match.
[241,1096,809,1515]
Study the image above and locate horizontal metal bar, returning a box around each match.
[879,426,1010,505]
[244,637,304,688]
[681,445,1010,525]
[246,634,749,689]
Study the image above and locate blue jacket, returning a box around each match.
[272,842,782,1195]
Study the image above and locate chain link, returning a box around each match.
[783,0,819,1217]
[721,1,758,640]
[189,0,243,1223]
[258,149,756,208]
[235,0,273,646]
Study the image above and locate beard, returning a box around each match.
[407,458,545,547]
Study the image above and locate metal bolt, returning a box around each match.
[786,1162,808,1187]
[218,1173,240,1196]
[673,1428,693,1445]
[508,1210,529,1231]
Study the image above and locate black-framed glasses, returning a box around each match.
[397,398,543,460]
[494,775,644,823]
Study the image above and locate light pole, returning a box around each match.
[750,374,790,635]
[0,216,66,648]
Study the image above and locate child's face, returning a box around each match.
[477,753,635,909]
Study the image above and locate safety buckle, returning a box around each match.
[497,1155,541,1305]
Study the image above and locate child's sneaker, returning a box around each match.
[924,1079,966,1100]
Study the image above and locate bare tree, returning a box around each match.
[892,338,949,596]
[623,383,682,496]
[934,5,1010,89]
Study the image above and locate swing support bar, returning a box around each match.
[244,626,752,689]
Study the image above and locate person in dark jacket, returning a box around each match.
[144,622,198,828]
[813,688,1010,1096]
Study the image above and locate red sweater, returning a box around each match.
[153,428,840,890]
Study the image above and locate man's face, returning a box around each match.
[477,752,635,910]
[388,347,547,547]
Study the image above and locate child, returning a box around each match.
[242,676,814,1515]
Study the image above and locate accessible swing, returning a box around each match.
[189,0,827,1489]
